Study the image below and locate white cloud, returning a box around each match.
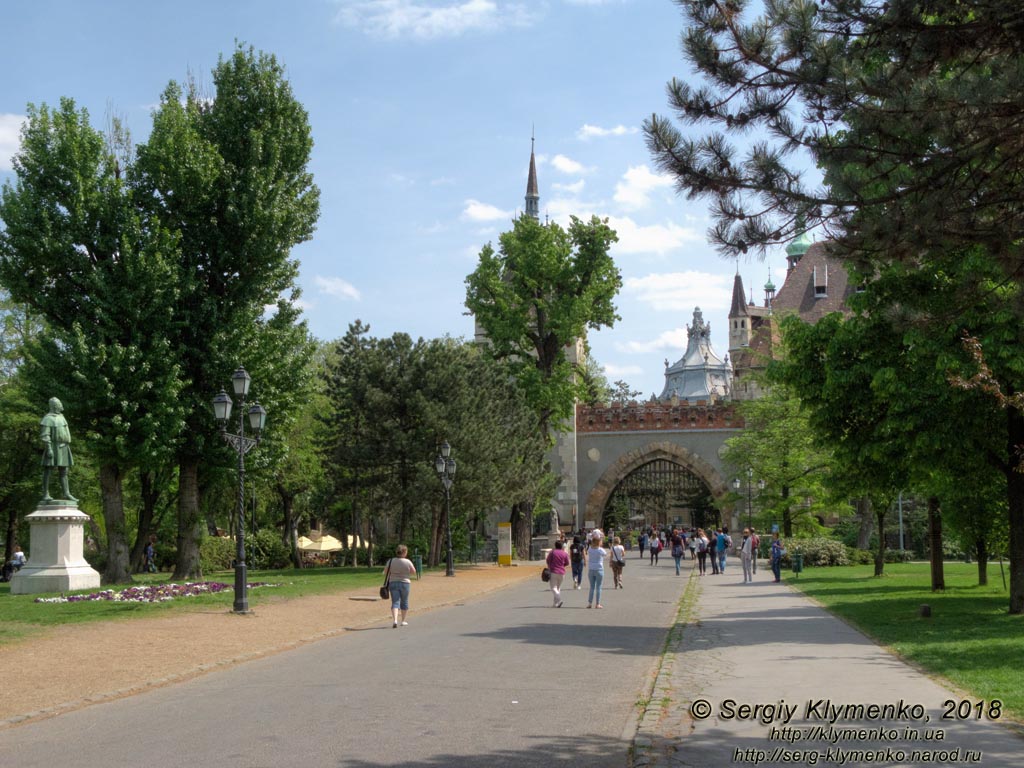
[550,153,592,175]
[0,113,25,172]
[613,165,675,211]
[315,276,362,301]
[552,179,585,194]
[607,216,702,255]
[616,329,687,355]
[624,271,732,312]
[418,221,447,234]
[603,363,644,376]
[430,176,456,186]
[463,198,512,222]
[336,0,536,40]
[577,123,638,140]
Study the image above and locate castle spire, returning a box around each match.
[525,130,540,220]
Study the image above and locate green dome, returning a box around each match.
[786,228,815,258]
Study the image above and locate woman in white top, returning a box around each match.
[586,529,608,608]
[385,544,417,628]
[609,536,626,589]
[740,529,754,584]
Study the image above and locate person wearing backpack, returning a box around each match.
[696,528,709,575]
[708,529,719,574]
[717,527,732,573]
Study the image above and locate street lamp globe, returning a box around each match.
[212,390,233,423]
[248,402,267,433]
[231,367,252,397]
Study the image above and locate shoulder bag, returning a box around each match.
[379,560,392,600]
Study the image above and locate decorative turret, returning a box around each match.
[659,307,733,403]
[786,217,815,271]
[728,271,750,350]
[764,266,776,308]
[525,133,540,220]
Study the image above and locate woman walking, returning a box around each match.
[740,528,754,584]
[546,540,570,607]
[670,529,685,575]
[696,528,709,575]
[586,529,608,608]
[569,535,586,589]
[649,534,661,565]
[610,536,626,589]
[385,544,417,627]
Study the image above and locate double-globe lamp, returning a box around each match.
[434,441,456,577]
[212,367,267,614]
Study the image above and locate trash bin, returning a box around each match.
[792,552,803,576]
[412,552,423,579]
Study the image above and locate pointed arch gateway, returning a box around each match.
[584,441,730,530]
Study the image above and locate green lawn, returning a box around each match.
[0,567,389,646]
[787,562,1024,722]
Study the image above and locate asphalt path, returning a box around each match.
[0,553,686,768]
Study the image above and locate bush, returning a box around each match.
[847,547,873,565]
[790,536,850,567]
[200,536,235,573]
[885,548,913,563]
[250,529,292,570]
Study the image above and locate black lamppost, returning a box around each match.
[212,367,267,614]
[733,468,765,529]
[434,441,456,577]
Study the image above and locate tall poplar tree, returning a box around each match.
[134,46,319,579]
[465,214,621,554]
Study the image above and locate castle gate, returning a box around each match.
[574,402,742,531]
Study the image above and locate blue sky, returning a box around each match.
[0,0,791,399]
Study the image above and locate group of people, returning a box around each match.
[382,523,789,628]
[636,524,788,584]
[545,529,625,609]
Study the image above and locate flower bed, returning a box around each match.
[34,581,280,604]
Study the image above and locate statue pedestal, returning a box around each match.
[11,502,101,595]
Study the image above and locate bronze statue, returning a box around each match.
[41,397,76,503]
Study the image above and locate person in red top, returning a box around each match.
[545,540,571,608]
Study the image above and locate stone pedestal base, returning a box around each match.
[11,502,101,595]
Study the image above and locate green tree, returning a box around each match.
[133,46,320,579]
[0,98,186,583]
[465,214,621,553]
[644,0,1024,269]
[647,1,1024,606]
[721,382,833,538]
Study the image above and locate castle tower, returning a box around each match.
[728,271,750,350]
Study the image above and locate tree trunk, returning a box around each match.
[781,485,792,538]
[873,507,886,577]
[855,497,873,550]
[3,501,17,564]
[173,458,204,580]
[129,470,159,573]
[99,463,132,585]
[1005,405,1024,614]
[277,482,302,569]
[927,495,945,592]
[429,501,442,567]
[510,500,533,560]
[976,536,988,587]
